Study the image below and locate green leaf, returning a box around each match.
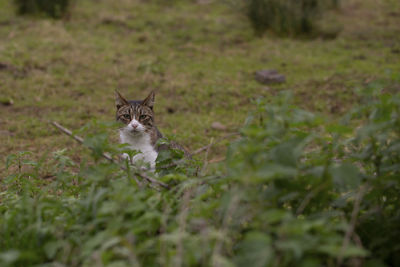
[44,241,63,259]
[5,154,17,169]
[270,137,309,167]
[330,163,361,190]
[256,163,297,181]
[21,159,38,167]
[0,250,20,265]
[235,232,273,267]
[318,244,368,258]
[326,124,353,135]
[364,259,387,267]
[82,231,110,258]
[276,239,304,259]
[263,209,291,224]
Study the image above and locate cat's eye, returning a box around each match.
[123,114,130,119]
[139,115,147,120]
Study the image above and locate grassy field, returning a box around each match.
[1,0,399,172]
[1,1,400,266]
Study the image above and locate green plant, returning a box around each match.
[14,0,71,19]
[244,0,340,37]
[1,84,399,266]
[343,84,400,266]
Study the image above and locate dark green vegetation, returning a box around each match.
[2,86,400,266]
[245,0,340,37]
[13,0,71,18]
[1,0,400,266]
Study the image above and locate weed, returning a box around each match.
[13,0,71,18]
[244,0,341,37]
[2,83,400,266]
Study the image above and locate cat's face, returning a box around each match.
[115,91,155,135]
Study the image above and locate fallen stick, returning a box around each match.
[191,132,240,156]
[200,137,214,175]
[50,121,170,190]
[208,157,226,164]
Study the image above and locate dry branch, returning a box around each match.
[192,132,240,155]
[336,185,367,266]
[200,137,214,175]
[50,121,170,190]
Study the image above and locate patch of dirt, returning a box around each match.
[99,17,135,32]
[7,105,48,114]
[0,62,25,77]
[340,0,400,44]
[296,74,368,115]
[0,61,47,78]
[0,130,14,137]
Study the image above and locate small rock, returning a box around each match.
[211,122,227,131]
[255,69,286,84]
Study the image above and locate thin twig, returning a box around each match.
[158,158,186,170]
[337,185,367,266]
[51,121,170,190]
[208,157,226,164]
[51,121,84,144]
[350,232,365,267]
[296,183,327,216]
[51,121,141,186]
[176,189,192,267]
[192,132,240,155]
[121,160,142,187]
[201,137,214,175]
[211,194,239,267]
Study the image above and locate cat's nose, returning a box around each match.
[131,123,138,129]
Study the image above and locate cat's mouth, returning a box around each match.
[129,128,142,134]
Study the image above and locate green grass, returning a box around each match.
[1,2,400,265]
[1,0,399,171]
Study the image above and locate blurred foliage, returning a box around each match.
[13,0,71,18]
[243,0,341,37]
[1,80,400,266]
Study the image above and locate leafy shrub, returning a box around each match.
[1,82,400,266]
[245,0,341,37]
[14,0,71,19]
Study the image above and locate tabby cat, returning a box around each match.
[115,90,187,169]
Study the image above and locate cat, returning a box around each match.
[115,90,188,170]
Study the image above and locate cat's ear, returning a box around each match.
[115,90,129,110]
[141,91,155,110]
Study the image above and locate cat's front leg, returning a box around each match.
[120,153,133,164]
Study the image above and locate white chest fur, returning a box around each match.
[119,131,158,169]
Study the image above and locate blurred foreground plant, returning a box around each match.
[1,82,399,266]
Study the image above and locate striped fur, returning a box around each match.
[116,91,162,147]
[115,91,162,169]
[115,90,190,169]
